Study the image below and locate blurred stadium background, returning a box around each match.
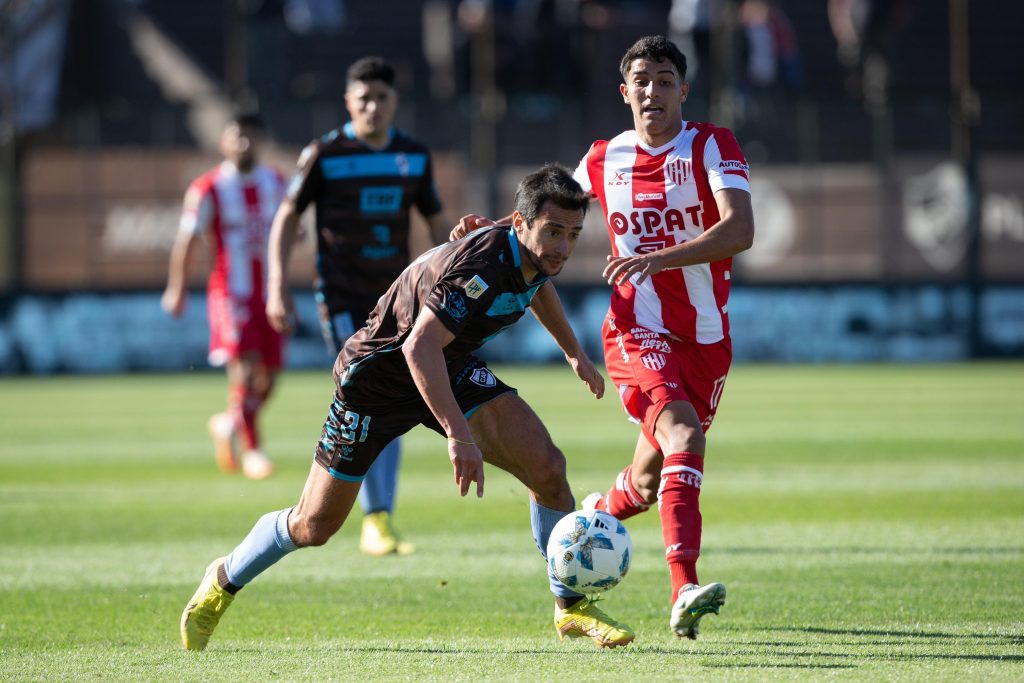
[1,0,1022,373]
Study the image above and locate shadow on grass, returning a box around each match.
[785,626,1024,645]
[700,663,858,669]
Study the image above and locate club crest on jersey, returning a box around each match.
[640,352,667,371]
[470,367,496,387]
[464,275,489,299]
[666,158,691,185]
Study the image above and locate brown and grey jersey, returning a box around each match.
[333,226,546,400]
[287,123,443,314]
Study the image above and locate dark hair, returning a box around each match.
[514,163,589,225]
[229,107,265,131]
[346,56,396,87]
[619,35,688,82]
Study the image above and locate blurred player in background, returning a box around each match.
[453,36,755,640]
[266,56,449,556]
[162,111,286,480]
[181,165,635,651]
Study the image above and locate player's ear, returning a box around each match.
[512,211,528,235]
[680,82,689,103]
[620,82,629,104]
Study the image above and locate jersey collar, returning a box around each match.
[218,160,257,179]
[343,121,396,149]
[632,123,688,156]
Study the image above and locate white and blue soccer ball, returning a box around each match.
[547,509,632,594]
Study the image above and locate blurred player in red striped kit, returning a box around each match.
[162,110,286,480]
[453,35,754,640]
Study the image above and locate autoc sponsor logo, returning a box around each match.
[719,160,749,172]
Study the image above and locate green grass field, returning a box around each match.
[2,363,1023,681]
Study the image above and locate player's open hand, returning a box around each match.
[448,439,485,498]
[449,214,495,241]
[603,253,663,287]
[266,288,297,334]
[566,352,605,399]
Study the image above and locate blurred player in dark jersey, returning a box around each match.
[182,165,636,651]
[266,57,449,556]
[162,111,285,480]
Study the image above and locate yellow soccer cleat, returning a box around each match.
[670,582,726,640]
[359,510,415,556]
[554,597,635,649]
[180,557,235,651]
[207,412,239,474]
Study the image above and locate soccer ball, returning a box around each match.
[547,509,632,594]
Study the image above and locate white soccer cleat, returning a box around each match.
[670,582,726,640]
[241,449,274,480]
[581,492,605,512]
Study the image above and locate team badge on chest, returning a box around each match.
[666,158,691,186]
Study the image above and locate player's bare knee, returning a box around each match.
[663,424,705,456]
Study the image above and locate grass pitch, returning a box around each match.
[1,363,1022,681]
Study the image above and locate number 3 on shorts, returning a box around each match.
[341,410,372,443]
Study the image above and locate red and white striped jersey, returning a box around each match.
[573,122,750,344]
[181,161,285,302]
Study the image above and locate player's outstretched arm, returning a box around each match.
[266,200,303,334]
[404,308,485,498]
[530,281,605,399]
[604,188,754,286]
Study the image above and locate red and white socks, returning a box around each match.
[659,451,704,604]
[597,465,651,520]
[229,383,265,451]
